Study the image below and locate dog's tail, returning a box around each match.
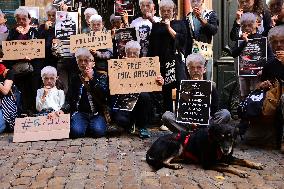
[146,153,163,170]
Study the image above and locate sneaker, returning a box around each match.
[139,128,151,138]
[160,125,169,131]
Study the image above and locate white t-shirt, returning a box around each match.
[130,16,160,57]
[36,87,65,112]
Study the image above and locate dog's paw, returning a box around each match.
[173,164,183,169]
[253,163,263,170]
[237,170,249,178]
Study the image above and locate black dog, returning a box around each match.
[146,123,263,177]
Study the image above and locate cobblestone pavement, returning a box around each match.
[0,128,283,189]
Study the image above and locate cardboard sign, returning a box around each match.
[13,114,70,142]
[108,57,162,95]
[19,6,40,27]
[114,27,137,58]
[114,0,134,16]
[176,80,212,125]
[238,37,267,77]
[113,93,139,111]
[2,39,45,60]
[55,11,78,41]
[70,31,112,53]
[192,40,213,60]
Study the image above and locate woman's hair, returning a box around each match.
[239,0,264,15]
[14,8,31,19]
[186,53,206,67]
[269,0,284,16]
[45,4,57,14]
[89,14,102,23]
[41,66,57,78]
[75,48,94,61]
[125,40,141,52]
[159,0,175,9]
[240,12,257,24]
[268,25,284,42]
[139,0,153,6]
[110,14,121,23]
[84,8,98,16]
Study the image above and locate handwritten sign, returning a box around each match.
[115,0,134,16]
[192,40,213,60]
[70,31,112,53]
[55,11,78,41]
[13,114,70,142]
[108,57,162,95]
[113,93,139,111]
[2,39,45,60]
[176,80,212,125]
[238,37,267,77]
[114,28,137,58]
[164,58,176,85]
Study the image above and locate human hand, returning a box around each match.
[45,20,53,30]
[193,7,202,18]
[236,9,243,24]
[16,26,24,34]
[276,51,284,63]
[155,75,164,86]
[121,11,129,26]
[60,2,68,11]
[242,32,249,42]
[259,80,272,90]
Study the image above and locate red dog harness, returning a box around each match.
[175,132,199,162]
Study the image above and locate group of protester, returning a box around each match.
[0,0,283,153]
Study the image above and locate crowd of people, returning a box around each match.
[0,0,283,153]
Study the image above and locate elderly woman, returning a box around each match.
[112,40,164,138]
[39,4,58,68]
[269,0,284,26]
[89,14,113,72]
[0,64,18,133]
[5,7,43,114]
[148,0,187,112]
[162,53,231,133]
[82,8,98,33]
[65,48,108,138]
[0,10,8,33]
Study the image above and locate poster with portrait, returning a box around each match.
[55,11,78,41]
[113,93,139,111]
[114,27,137,58]
[238,37,267,77]
[19,6,40,27]
[114,0,134,16]
[176,80,212,125]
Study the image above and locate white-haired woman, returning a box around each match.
[39,4,58,68]
[148,0,187,112]
[89,14,113,72]
[65,48,108,138]
[6,7,44,114]
[112,40,164,138]
[0,9,8,33]
[36,66,65,117]
[82,8,98,33]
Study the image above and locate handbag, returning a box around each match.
[12,62,34,75]
[262,79,283,116]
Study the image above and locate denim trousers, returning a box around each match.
[0,109,6,134]
[70,112,107,138]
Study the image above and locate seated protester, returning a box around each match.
[36,66,65,117]
[230,0,272,42]
[0,64,17,133]
[162,53,231,133]
[82,8,98,34]
[38,4,58,68]
[269,0,284,26]
[112,40,164,138]
[255,25,284,152]
[231,13,274,99]
[65,48,108,138]
[89,14,113,72]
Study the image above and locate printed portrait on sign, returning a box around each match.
[55,11,78,41]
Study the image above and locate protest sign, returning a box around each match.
[176,80,212,125]
[19,6,40,27]
[55,11,78,41]
[70,31,112,53]
[114,0,134,16]
[53,0,74,8]
[108,57,162,95]
[192,40,213,60]
[13,114,70,142]
[238,37,267,77]
[114,27,137,58]
[164,58,176,85]
[113,93,139,111]
[2,39,45,60]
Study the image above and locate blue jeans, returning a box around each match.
[70,112,106,138]
[0,109,6,134]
